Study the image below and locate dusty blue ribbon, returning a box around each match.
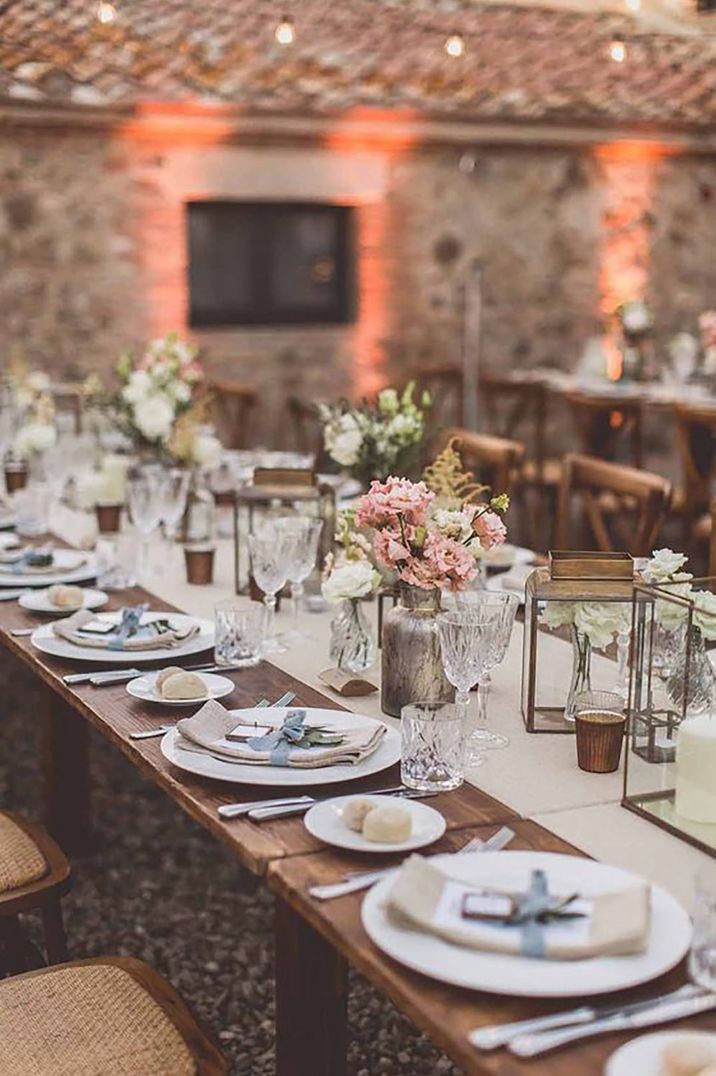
[107,604,149,650]
[512,869,555,958]
[246,710,307,766]
[8,549,53,575]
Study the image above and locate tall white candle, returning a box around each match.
[675,713,716,825]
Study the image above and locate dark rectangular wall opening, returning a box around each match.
[187,201,355,328]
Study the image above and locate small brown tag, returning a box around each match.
[318,668,378,696]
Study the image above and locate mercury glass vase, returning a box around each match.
[381,584,453,718]
[329,598,376,674]
[565,625,593,725]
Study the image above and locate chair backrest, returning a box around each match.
[479,371,548,477]
[441,427,525,497]
[563,391,643,468]
[414,363,463,430]
[673,403,716,518]
[555,452,672,557]
[207,379,257,450]
[286,396,326,459]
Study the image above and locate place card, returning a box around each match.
[319,668,378,697]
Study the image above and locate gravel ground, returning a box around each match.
[0,667,463,1076]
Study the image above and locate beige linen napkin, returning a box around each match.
[176,699,387,769]
[52,609,200,651]
[386,855,650,961]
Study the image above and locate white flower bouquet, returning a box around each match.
[319,383,429,487]
[115,333,203,452]
[616,299,652,343]
[12,393,57,459]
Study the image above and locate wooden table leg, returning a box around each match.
[275,896,348,1076]
[41,694,93,855]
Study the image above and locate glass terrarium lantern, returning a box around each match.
[623,576,716,859]
[521,551,634,733]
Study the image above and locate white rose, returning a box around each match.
[386,412,420,444]
[377,388,399,415]
[322,560,379,603]
[192,433,222,467]
[14,421,57,458]
[574,601,629,651]
[122,369,152,405]
[432,507,473,542]
[26,371,51,393]
[643,548,690,583]
[132,394,175,443]
[326,413,363,467]
[173,381,191,404]
[693,590,716,641]
[541,601,576,632]
[621,301,651,334]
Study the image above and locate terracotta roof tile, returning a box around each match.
[0,0,714,128]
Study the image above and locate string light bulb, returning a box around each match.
[96,0,117,23]
[274,15,296,46]
[444,32,465,58]
[609,34,627,63]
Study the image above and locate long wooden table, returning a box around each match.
[1,562,714,1075]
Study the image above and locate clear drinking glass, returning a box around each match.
[95,534,137,590]
[690,863,716,991]
[127,468,165,577]
[401,702,465,792]
[452,591,519,750]
[248,530,293,654]
[156,467,191,571]
[214,601,265,667]
[276,516,323,644]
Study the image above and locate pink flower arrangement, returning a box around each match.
[699,311,716,352]
[354,476,508,592]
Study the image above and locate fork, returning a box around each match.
[308,824,516,901]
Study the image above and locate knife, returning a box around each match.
[63,662,252,686]
[248,788,437,822]
[470,982,703,1051]
[219,784,408,821]
[508,989,716,1057]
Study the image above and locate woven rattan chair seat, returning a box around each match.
[0,962,197,1075]
[0,812,47,894]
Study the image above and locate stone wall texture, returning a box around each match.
[2,121,716,445]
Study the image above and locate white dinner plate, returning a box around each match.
[30,610,214,665]
[19,587,108,615]
[304,794,445,853]
[127,671,235,707]
[482,544,534,571]
[362,850,692,998]
[0,548,97,588]
[0,513,16,531]
[606,1030,716,1076]
[0,533,19,549]
[161,706,400,787]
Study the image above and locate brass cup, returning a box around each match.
[95,503,122,535]
[4,461,28,494]
[184,545,215,586]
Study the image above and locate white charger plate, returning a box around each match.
[127,671,234,707]
[304,794,446,853]
[606,1030,716,1075]
[0,549,97,588]
[161,706,400,787]
[362,850,692,998]
[30,610,214,665]
[19,587,108,615]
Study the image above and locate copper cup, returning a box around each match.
[575,707,626,773]
[95,503,122,535]
[184,545,215,585]
[4,461,28,494]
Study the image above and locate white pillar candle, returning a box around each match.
[675,713,716,824]
[100,454,130,503]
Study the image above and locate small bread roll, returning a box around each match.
[160,671,207,701]
[661,1037,716,1076]
[362,804,412,844]
[343,798,376,833]
[155,666,185,691]
[47,584,84,609]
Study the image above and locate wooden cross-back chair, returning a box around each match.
[555,453,672,557]
[414,363,463,431]
[478,371,550,483]
[207,379,257,451]
[286,396,329,464]
[673,403,716,549]
[441,427,525,499]
[563,390,644,469]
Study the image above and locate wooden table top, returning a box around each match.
[0,583,516,875]
[269,818,715,1075]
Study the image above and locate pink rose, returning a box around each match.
[356,477,434,529]
[399,533,476,591]
[472,509,507,550]
[373,527,411,568]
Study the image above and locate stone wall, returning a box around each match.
[1,119,715,446]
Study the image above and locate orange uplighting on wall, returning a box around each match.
[594,141,672,381]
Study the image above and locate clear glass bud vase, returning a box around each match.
[565,625,592,724]
[329,598,375,675]
[667,625,716,716]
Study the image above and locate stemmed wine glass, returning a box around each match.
[437,609,498,768]
[127,468,165,577]
[156,467,191,571]
[248,529,294,654]
[454,591,519,749]
[275,516,323,644]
